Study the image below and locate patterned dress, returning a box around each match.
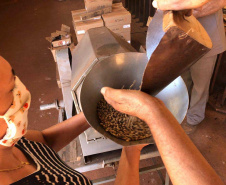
[11,137,92,185]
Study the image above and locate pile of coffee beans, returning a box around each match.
[97,98,151,141]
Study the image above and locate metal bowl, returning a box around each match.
[80,52,188,146]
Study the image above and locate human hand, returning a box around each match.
[152,0,208,11]
[100,87,163,122]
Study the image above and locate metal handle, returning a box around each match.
[40,100,64,111]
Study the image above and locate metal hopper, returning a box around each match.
[79,52,189,146]
[71,26,189,150]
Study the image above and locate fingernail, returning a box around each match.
[101,87,106,95]
[152,0,158,9]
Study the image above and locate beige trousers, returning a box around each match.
[182,55,218,125]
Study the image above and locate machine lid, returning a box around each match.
[71,27,136,90]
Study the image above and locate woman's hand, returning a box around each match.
[101,87,164,122]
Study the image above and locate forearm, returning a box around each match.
[115,147,141,185]
[193,0,225,18]
[42,113,90,152]
[144,104,224,185]
[100,87,223,184]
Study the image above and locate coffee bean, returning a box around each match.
[97,98,151,141]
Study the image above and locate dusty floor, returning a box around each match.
[0,0,225,184]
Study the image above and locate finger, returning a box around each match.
[154,0,179,10]
[152,0,158,9]
[155,0,208,10]
[101,87,124,104]
[101,87,135,115]
[152,0,174,10]
[100,87,122,109]
[152,0,183,11]
[100,87,108,96]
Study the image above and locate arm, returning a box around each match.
[42,113,90,152]
[143,102,223,185]
[152,0,210,10]
[101,87,224,185]
[25,113,90,152]
[114,147,141,185]
[114,144,147,185]
[193,0,226,18]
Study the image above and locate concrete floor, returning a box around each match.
[0,0,225,184]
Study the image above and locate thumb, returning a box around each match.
[100,87,116,104]
[101,87,123,106]
[101,87,113,98]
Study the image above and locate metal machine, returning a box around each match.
[71,26,189,156]
[48,10,212,183]
[71,27,136,156]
